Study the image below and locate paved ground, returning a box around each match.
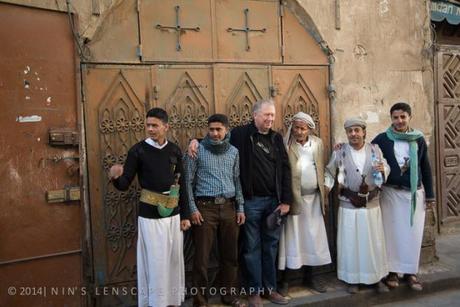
[375,288,460,307]
[183,231,460,306]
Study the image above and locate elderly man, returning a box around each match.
[189,99,292,306]
[230,99,292,306]
[372,102,435,291]
[278,112,331,295]
[325,117,389,294]
[184,114,245,307]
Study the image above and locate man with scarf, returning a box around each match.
[372,102,435,291]
[184,114,246,307]
[188,100,292,306]
[277,112,331,295]
[325,117,390,294]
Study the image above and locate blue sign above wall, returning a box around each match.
[432,0,460,25]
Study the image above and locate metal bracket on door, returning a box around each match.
[48,128,79,146]
[46,185,80,203]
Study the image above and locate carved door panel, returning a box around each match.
[271,66,333,258]
[215,0,281,63]
[83,66,152,306]
[271,66,330,152]
[139,0,213,62]
[152,65,214,149]
[213,64,270,128]
[436,48,460,225]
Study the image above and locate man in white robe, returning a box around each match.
[372,102,435,291]
[325,117,390,294]
[109,108,191,307]
[278,112,331,294]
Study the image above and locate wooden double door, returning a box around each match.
[83,63,330,305]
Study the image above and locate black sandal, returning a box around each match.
[385,272,399,288]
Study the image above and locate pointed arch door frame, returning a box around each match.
[83,63,331,306]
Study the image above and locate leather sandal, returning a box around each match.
[385,272,399,288]
[405,274,423,291]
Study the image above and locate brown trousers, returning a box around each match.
[192,199,240,306]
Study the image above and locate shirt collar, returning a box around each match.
[145,138,168,149]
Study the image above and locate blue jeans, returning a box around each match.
[242,196,280,292]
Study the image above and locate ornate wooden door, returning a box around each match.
[83,66,152,306]
[436,46,460,226]
[83,0,331,304]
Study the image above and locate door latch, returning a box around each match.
[48,128,79,146]
[46,186,80,203]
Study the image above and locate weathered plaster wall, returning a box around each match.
[298,0,437,264]
[298,0,434,144]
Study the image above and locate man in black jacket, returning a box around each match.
[372,102,435,292]
[230,99,292,306]
[188,99,292,306]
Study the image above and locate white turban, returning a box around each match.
[284,112,316,148]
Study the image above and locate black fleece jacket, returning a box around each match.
[230,121,293,205]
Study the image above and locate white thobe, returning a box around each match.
[325,146,389,284]
[278,140,331,269]
[137,215,185,307]
[380,140,426,274]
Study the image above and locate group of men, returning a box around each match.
[108,100,435,307]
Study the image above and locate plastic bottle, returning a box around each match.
[371,148,384,188]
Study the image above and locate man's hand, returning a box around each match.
[333,143,344,151]
[277,203,290,216]
[426,200,436,210]
[109,164,123,180]
[190,211,204,226]
[180,219,191,231]
[187,139,199,159]
[372,161,385,173]
[236,212,246,225]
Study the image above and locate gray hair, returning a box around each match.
[252,99,275,114]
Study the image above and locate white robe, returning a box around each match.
[336,203,388,284]
[137,215,185,307]
[278,140,331,269]
[325,145,389,284]
[380,187,425,274]
[380,140,426,274]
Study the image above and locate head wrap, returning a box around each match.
[284,112,316,148]
[343,117,367,129]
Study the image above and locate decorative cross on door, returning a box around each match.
[155,5,200,51]
[227,8,266,51]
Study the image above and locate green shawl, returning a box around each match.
[386,127,424,226]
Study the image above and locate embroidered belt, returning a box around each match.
[340,188,379,208]
[140,189,179,209]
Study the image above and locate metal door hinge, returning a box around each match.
[49,128,79,146]
[46,186,80,203]
[137,44,143,59]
